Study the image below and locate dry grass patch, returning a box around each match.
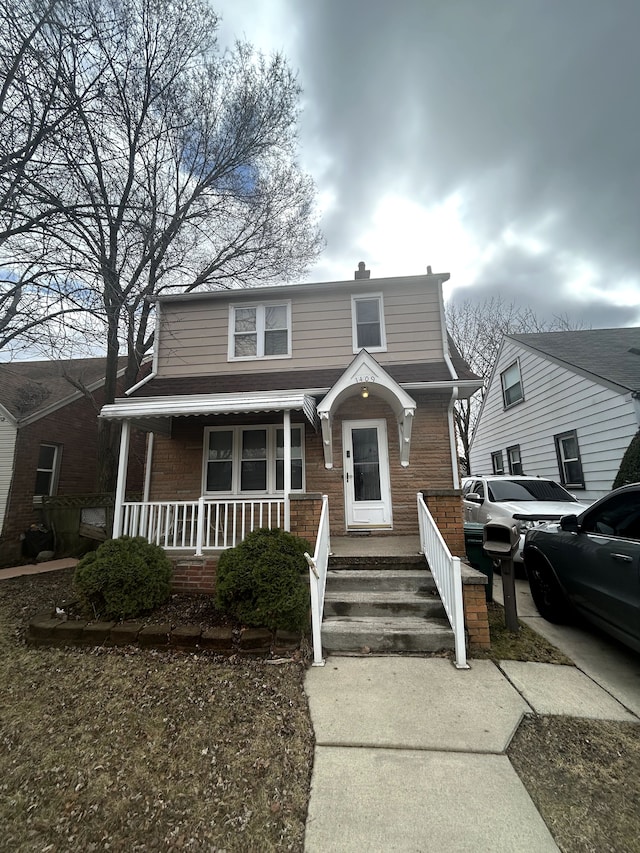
[472,601,574,664]
[508,715,640,853]
[0,570,314,852]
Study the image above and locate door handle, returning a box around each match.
[346,472,349,483]
[611,553,633,562]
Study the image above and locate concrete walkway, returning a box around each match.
[0,557,78,579]
[304,642,639,850]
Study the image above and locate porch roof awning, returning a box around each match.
[100,391,319,430]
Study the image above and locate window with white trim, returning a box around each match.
[204,425,304,494]
[352,293,386,352]
[491,450,505,475]
[228,302,291,360]
[555,429,585,489]
[35,443,61,496]
[500,360,524,408]
[507,444,523,475]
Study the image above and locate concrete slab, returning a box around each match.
[499,661,637,721]
[305,746,559,853]
[331,535,421,557]
[305,656,529,753]
[494,577,640,718]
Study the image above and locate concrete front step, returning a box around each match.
[324,590,445,619]
[321,615,454,653]
[326,569,437,593]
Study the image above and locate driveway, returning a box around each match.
[493,576,640,717]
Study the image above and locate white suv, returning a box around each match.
[462,475,590,563]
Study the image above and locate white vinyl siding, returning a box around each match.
[0,418,17,531]
[156,278,445,377]
[470,338,639,502]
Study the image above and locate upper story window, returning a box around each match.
[352,293,386,352]
[229,302,291,360]
[35,443,61,496]
[500,360,524,408]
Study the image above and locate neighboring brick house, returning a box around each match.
[100,265,481,588]
[0,357,145,564]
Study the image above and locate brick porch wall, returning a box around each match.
[462,578,490,649]
[171,557,218,594]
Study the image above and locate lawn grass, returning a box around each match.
[471,601,574,664]
[0,579,314,852]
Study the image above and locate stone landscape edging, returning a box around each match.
[26,614,303,656]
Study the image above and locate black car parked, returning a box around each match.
[523,483,640,654]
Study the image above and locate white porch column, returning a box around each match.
[283,409,291,531]
[112,419,130,538]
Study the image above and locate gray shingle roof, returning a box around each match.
[508,327,640,393]
[0,356,127,420]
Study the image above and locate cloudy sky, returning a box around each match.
[215,0,640,328]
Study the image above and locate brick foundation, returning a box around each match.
[171,558,218,594]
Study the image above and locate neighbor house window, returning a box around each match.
[204,425,304,494]
[352,293,386,352]
[500,360,524,408]
[491,451,505,475]
[555,429,585,489]
[35,443,60,496]
[229,302,291,360]
[507,444,523,475]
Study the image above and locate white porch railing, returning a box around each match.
[304,495,330,667]
[121,498,285,553]
[417,492,468,669]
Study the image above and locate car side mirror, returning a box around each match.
[466,492,483,504]
[560,514,579,533]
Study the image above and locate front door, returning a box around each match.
[343,419,392,529]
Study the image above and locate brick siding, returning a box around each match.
[462,582,491,649]
[0,384,145,564]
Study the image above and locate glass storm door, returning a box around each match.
[343,419,392,528]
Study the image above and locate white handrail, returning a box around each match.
[304,494,330,667]
[417,492,469,669]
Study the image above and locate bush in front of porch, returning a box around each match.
[216,528,311,633]
[74,536,173,620]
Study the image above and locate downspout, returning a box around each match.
[438,278,460,490]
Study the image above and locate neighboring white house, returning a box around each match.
[469,328,640,503]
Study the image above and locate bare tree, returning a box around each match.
[446,296,580,474]
[10,0,323,488]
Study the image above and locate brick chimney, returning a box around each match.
[354,261,370,280]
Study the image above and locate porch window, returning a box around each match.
[500,360,524,408]
[555,429,585,489]
[352,293,386,352]
[204,425,304,494]
[35,443,61,496]
[229,302,291,360]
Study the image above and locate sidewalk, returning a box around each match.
[304,650,638,851]
[0,558,78,579]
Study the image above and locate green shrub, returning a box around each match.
[613,429,640,489]
[74,536,172,620]
[216,528,311,632]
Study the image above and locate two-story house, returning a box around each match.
[470,328,640,503]
[101,265,481,590]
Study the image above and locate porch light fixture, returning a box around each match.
[361,385,369,398]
